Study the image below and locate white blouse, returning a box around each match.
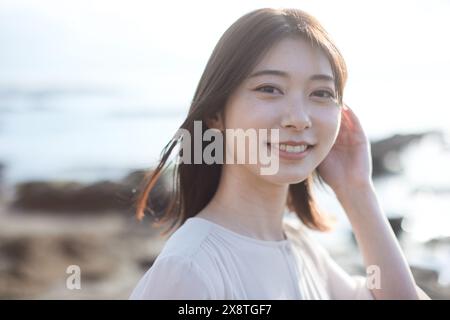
[130,215,374,300]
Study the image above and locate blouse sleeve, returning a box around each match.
[289,220,375,300]
[319,251,375,300]
[129,254,216,300]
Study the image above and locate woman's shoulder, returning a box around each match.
[157,217,215,260]
[130,218,223,299]
[283,213,314,244]
[130,250,218,299]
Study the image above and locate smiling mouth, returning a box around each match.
[265,142,315,160]
[266,142,314,153]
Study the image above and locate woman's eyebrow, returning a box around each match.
[247,69,334,82]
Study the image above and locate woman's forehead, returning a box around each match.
[249,37,333,81]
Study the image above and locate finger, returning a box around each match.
[344,104,359,120]
[343,104,362,130]
[342,104,354,130]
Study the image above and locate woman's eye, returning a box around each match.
[255,86,282,95]
[311,90,335,99]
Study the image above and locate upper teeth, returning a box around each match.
[276,144,308,153]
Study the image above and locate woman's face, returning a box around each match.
[222,36,342,185]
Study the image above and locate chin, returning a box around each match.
[258,166,311,185]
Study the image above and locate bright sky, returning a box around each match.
[1,0,449,139]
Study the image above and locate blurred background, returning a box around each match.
[0,0,449,299]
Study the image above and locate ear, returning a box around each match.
[205,112,224,131]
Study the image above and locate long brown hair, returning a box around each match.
[134,8,347,236]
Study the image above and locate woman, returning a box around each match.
[130,8,429,299]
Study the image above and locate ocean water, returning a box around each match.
[0,91,186,184]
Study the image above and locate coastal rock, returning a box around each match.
[11,169,171,214]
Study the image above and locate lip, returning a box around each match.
[267,142,314,160]
[277,140,314,146]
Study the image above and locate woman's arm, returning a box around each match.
[317,105,430,300]
[336,183,430,300]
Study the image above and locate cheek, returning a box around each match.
[225,97,277,130]
[314,109,341,147]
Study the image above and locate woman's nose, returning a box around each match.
[280,100,312,131]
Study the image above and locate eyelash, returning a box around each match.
[254,85,336,100]
[255,85,283,95]
[312,90,336,99]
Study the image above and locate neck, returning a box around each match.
[197,164,289,241]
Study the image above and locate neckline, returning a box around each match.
[188,216,291,247]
